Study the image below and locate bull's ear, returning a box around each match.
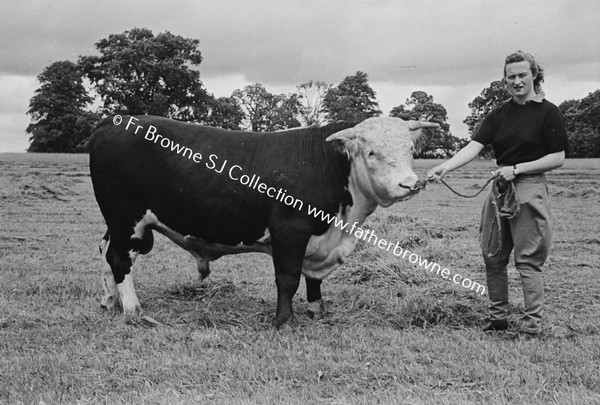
[408,121,439,156]
[326,127,359,154]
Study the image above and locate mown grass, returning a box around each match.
[0,153,599,404]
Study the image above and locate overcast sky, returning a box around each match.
[1,0,599,152]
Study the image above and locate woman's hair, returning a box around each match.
[503,50,545,93]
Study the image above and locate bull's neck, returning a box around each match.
[301,167,379,279]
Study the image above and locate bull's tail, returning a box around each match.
[98,224,154,257]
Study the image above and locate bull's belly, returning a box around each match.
[137,210,351,280]
[191,235,351,281]
[148,214,273,260]
[182,231,273,259]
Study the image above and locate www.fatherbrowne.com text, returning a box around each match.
[113,115,486,295]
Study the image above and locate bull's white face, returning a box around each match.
[327,117,438,207]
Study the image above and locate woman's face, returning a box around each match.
[504,61,536,102]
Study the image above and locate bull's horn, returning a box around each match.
[325,127,356,142]
[408,121,440,131]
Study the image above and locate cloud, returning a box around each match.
[3,0,599,84]
[0,76,36,152]
[0,75,36,113]
[0,112,30,152]
[0,0,599,152]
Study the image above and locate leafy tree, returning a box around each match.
[232,83,269,131]
[463,80,511,133]
[559,90,600,157]
[26,61,98,153]
[390,91,466,158]
[569,90,600,131]
[322,71,381,124]
[390,91,448,128]
[232,83,301,131]
[79,28,210,120]
[558,99,579,116]
[296,80,331,126]
[201,96,244,130]
[463,80,512,159]
[265,93,302,131]
[564,126,600,157]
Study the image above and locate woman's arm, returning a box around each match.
[427,140,485,179]
[495,151,565,182]
[516,151,565,174]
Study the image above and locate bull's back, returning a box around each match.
[89,116,275,244]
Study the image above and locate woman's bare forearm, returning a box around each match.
[443,141,485,172]
[516,151,565,174]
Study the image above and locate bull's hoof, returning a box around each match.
[198,267,211,281]
[273,312,295,329]
[122,303,143,317]
[100,295,121,312]
[307,299,327,320]
[197,260,211,281]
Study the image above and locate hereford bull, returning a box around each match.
[89,115,437,327]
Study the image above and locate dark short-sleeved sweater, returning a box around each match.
[472,93,569,166]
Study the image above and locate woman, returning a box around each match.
[428,51,568,337]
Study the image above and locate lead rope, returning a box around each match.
[428,175,520,257]
[435,176,495,198]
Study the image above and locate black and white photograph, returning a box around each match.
[1,0,599,403]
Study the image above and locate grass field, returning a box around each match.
[1,153,599,404]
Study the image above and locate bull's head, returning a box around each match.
[326,117,438,207]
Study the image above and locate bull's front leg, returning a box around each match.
[271,231,310,328]
[305,278,326,319]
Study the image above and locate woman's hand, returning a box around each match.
[493,166,516,182]
[427,164,449,181]
[425,141,485,182]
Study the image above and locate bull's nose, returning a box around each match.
[413,180,426,190]
[398,173,418,190]
[399,179,423,191]
[398,172,423,192]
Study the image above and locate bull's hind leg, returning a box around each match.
[100,213,155,316]
[103,240,142,316]
[120,251,143,316]
[99,231,119,311]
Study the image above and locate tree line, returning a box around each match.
[26,28,599,158]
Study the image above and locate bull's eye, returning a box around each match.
[367,150,376,158]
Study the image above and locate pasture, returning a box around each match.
[1,153,599,404]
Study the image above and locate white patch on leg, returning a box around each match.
[131,209,159,239]
[128,249,138,262]
[100,238,119,310]
[307,300,321,315]
[307,299,326,319]
[256,228,271,243]
[118,273,141,316]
